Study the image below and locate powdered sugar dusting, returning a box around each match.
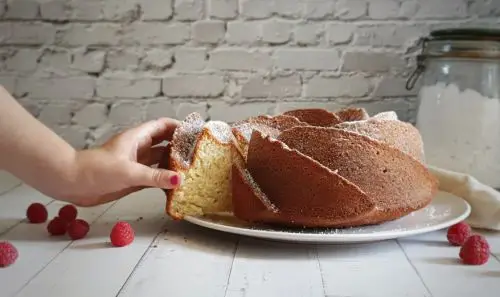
[171,112,205,168]
[233,123,255,141]
[256,129,368,195]
[205,121,233,143]
[283,108,342,126]
[334,119,425,162]
[372,111,398,121]
[171,114,235,168]
[233,123,281,141]
[233,114,308,132]
[336,121,383,140]
[235,161,279,213]
[335,107,370,122]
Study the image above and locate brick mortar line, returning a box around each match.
[0,46,412,54]
[0,17,498,25]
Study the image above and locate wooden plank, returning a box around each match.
[317,239,431,297]
[224,239,324,297]
[0,170,21,195]
[398,229,500,297]
[14,188,167,297]
[0,195,112,297]
[118,221,238,297]
[0,185,53,235]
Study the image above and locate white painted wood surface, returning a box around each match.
[1,171,500,297]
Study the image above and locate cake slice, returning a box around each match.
[161,112,238,219]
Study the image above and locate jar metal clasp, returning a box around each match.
[406,37,429,91]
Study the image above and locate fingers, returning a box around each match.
[150,118,179,145]
[138,145,166,166]
[126,162,181,189]
[130,118,180,146]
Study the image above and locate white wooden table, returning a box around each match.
[1,171,500,297]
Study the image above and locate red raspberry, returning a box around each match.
[47,217,67,236]
[110,221,135,247]
[459,234,490,265]
[447,222,471,246]
[58,205,78,222]
[79,219,90,229]
[0,241,18,268]
[67,219,90,240]
[26,202,48,223]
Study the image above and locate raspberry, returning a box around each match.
[26,202,48,223]
[459,234,490,265]
[58,204,78,222]
[47,217,67,236]
[447,222,471,246]
[67,219,90,240]
[110,221,134,247]
[79,219,90,229]
[0,241,18,268]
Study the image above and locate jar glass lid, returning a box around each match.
[406,27,500,90]
[428,28,500,42]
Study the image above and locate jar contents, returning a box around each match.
[417,82,500,188]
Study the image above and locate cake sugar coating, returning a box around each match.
[232,157,279,223]
[371,111,398,121]
[232,114,308,131]
[232,123,281,142]
[277,126,438,223]
[169,112,205,169]
[282,108,342,127]
[236,130,378,228]
[231,114,308,159]
[205,121,235,144]
[334,118,425,162]
[334,107,370,122]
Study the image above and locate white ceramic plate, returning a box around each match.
[184,191,471,244]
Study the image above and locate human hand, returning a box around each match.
[60,118,181,207]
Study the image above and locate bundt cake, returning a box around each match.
[160,107,439,228]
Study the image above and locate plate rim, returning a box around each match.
[184,191,471,243]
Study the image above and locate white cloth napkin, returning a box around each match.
[429,166,500,231]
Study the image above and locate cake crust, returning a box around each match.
[334,118,425,161]
[335,107,370,122]
[278,126,438,223]
[231,114,308,159]
[282,108,342,127]
[237,130,378,228]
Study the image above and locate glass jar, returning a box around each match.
[408,28,500,189]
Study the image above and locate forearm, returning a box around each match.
[0,86,78,198]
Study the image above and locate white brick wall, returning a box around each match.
[0,0,498,148]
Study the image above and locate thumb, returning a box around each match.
[126,163,182,189]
